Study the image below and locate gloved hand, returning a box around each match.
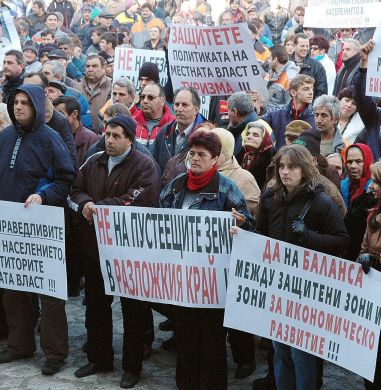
[356,253,374,274]
[291,220,308,240]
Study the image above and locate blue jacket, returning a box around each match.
[160,171,255,232]
[0,84,76,205]
[151,113,206,175]
[353,68,381,160]
[261,100,315,150]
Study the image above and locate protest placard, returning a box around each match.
[113,47,168,90]
[224,230,381,381]
[168,23,266,97]
[0,201,67,299]
[366,23,381,97]
[304,0,381,28]
[93,205,233,308]
[0,7,21,70]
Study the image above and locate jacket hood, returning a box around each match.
[8,84,46,131]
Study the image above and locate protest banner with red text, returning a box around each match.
[0,201,67,299]
[113,47,168,89]
[93,206,233,308]
[224,229,381,381]
[366,21,381,97]
[304,0,381,28]
[168,23,266,97]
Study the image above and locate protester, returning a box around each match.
[284,119,312,144]
[1,50,25,102]
[256,144,349,390]
[23,45,42,74]
[327,152,344,178]
[281,5,304,43]
[0,84,75,375]
[70,115,160,388]
[160,130,254,390]
[284,35,296,56]
[143,21,165,50]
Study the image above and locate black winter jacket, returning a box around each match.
[256,185,349,256]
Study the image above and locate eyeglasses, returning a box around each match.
[310,46,319,51]
[140,94,160,101]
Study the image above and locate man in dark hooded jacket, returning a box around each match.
[0,84,75,375]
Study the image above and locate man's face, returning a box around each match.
[99,16,112,28]
[290,82,314,105]
[42,63,54,80]
[230,0,239,11]
[141,6,152,18]
[174,90,198,129]
[54,102,76,127]
[294,10,304,24]
[346,147,364,180]
[23,49,37,64]
[342,42,358,61]
[141,84,164,119]
[105,62,113,78]
[91,32,101,44]
[139,76,154,90]
[86,58,105,82]
[221,13,234,25]
[58,44,72,58]
[13,92,34,127]
[295,37,309,59]
[3,55,24,80]
[105,125,132,157]
[99,39,108,52]
[46,15,58,30]
[47,86,63,101]
[83,10,91,21]
[32,3,42,15]
[314,106,336,135]
[41,33,55,45]
[112,84,133,106]
[340,28,353,39]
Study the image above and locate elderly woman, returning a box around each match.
[239,121,274,189]
[256,144,349,390]
[338,86,365,144]
[160,130,254,390]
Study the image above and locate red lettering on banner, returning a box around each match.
[180,81,234,95]
[117,48,133,71]
[263,240,280,263]
[370,77,381,93]
[114,258,121,293]
[95,208,112,245]
[231,26,243,44]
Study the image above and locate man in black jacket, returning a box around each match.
[333,38,361,96]
[1,50,25,103]
[290,33,328,98]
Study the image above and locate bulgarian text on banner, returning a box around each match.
[113,47,168,89]
[366,21,381,97]
[224,229,381,381]
[168,23,266,97]
[0,201,67,299]
[94,206,233,308]
[304,0,381,28]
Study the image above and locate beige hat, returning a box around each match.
[285,120,312,138]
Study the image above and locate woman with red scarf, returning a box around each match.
[341,143,377,260]
[160,130,255,390]
[240,121,274,189]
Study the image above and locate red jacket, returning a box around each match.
[133,105,175,148]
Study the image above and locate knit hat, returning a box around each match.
[106,115,136,141]
[48,80,66,95]
[211,128,235,158]
[90,7,102,21]
[39,45,56,58]
[138,62,160,83]
[293,128,321,157]
[285,120,312,138]
[22,45,38,55]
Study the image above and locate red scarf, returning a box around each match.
[345,143,373,203]
[291,101,307,120]
[187,165,217,191]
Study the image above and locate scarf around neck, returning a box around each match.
[187,164,217,191]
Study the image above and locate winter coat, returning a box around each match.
[81,75,112,135]
[353,68,381,160]
[333,53,360,96]
[74,124,98,167]
[261,100,315,150]
[290,55,328,98]
[132,105,175,150]
[143,39,165,51]
[159,171,255,232]
[130,16,165,49]
[318,54,336,95]
[151,113,206,175]
[361,217,381,270]
[71,145,160,251]
[264,7,289,45]
[218,156,261,216]
[0,84,75,205]
[266,61,300,111]
[28,12,46,36]
[256,185,349,256]
[1,71,25,103]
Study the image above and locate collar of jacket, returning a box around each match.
[164,112,205,139]
[83,74,110,92]
[96,144,135,168]
[343,52,360,69]
[134,104,173,127]
[172,170,220,198]
[287,100,312,117]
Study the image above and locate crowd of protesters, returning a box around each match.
[0,0,380,389]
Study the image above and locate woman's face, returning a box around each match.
[245,126,264,150]
[370,175,381,199]
[340,97,357,118]
[278,155,303,193]
[285,40,295,56]
[188,145,217,176]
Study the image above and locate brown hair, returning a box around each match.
[188,130,222,158]
[289,74,315,92]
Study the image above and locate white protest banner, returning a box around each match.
[0,7,21,70]
[0,201,67,299]
[366,24,381,96]
[168,23,266,97]
[304,0,381,28]
[93,206,233,308]
[224,230,381,381]
[113,47,167,90]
